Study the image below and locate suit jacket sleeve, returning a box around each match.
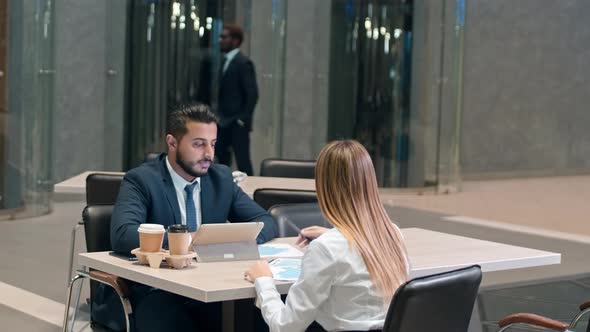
[227,182,277,244]
[110,171,150,254]
[239,59,259,130]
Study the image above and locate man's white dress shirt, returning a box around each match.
[255,227,394,332]
[165,157,201,228]
[222,48,240,74]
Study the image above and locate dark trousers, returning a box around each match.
[131,284,221,332]
[216,122,254,176]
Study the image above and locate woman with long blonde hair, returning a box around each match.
[245,140,409,332]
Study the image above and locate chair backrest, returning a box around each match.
[83,205,115,253]
[259,158,316,179]
[383,265,482,332]
[253,188,318,211]
[86,173,124,205]
[269,203,331,237]
[144,152,161,163]
[83,205,115,304]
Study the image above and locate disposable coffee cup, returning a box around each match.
[168,224,191,256]
[138,224,165,252]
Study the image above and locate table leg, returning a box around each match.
[221,298,266,332]
[222,301,234,332]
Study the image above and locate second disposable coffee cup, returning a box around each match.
[138,224,165,252]
[168,224,191,256]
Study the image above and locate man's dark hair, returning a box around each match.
[223,24,244,46]
[166,104,218,140]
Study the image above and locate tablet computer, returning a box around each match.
[190,222,263,262]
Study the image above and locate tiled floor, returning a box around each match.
[381,175,590,237]
[0,304,62,332]
[478,278,590,332]
[1,175,589,331]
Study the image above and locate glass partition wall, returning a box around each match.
[122,0,463,190]
[124,0,287,169]
[325,0,464,190]
[0,0,465,218]
[1,0,54,219]
[327,0,414,187]
[125,0,224,167]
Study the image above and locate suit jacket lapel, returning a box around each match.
[200,175,212,223]
[222,51,240,79]
[159,157,181,224]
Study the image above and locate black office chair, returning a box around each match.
[497,300,590,331]
[86,173,124,205]
[253,188,318,211]
[68,173,124,283]
[259,158,316,179]
[63,205,133,332]
[268,203,331,237]
[143,152,161,163]
[382,265,482,332]
[305,265,482,332]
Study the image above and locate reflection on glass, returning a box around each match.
[125,0,222,168]
[249,0,287,167]
[1,0,54,218]
[328,0,413,187]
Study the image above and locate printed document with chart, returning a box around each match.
[258,244,303,281]
[258,243,304,258]
[269,258,302,281]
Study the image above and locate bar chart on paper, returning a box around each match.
[269,259,302,281]
[258,244,303,258]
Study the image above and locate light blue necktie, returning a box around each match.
[184,183,199,232]
[222,55,230,74]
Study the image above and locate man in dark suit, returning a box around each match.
[97,104,276,332]
[216,24,258,175]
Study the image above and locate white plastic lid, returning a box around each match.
[138,224,165,234]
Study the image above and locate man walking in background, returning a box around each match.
[216,24,258,175]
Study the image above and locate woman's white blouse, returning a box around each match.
[254,228,388,332]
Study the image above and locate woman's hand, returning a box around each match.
[295,226,330,248]
[244,260,273,283]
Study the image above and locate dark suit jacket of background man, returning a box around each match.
[111,153,276,254]
[217,51,258,130]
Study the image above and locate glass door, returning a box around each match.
[1,0,55,218]
[328,0,414,187]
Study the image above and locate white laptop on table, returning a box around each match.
[190,222,263,262]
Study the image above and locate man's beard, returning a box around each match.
[176,150,211,177]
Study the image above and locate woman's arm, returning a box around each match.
[249,242,337,332]
[295,226,330,247]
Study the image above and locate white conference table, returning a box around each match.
[54,171,315,197]
[79,228,560,303]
